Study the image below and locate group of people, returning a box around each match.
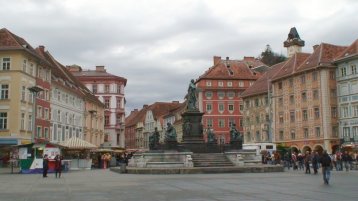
[262,151,281,165]
[42,154,63,178]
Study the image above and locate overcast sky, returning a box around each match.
[1,0,357,115]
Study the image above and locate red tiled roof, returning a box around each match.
[335,39,358,62]
[71,70,127,86]
[271,52,311,81]
[241,61,287,98]
[297,43,346,72]
[196,57,266,82]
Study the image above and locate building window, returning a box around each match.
[0,112,7,130]
[304,128,309,138]
[218,103,224,112]
[279,131,284,140]
[206,81,212,87]
[314,107,320,119]
[301,92,307,101]
[229,118,235,127]
[206,103,212,112]
[256,116,260,123]
[353,105,358,117]
[342,106,349,118]
[279,97,283,105]
[105,115,110,126]
[245,100,250,108]
[117,84,121,94]
[218,91,225,99]
[332,126,338,137]
[218,119,225,128]
[331,107,337,118]
[343,127,350,140]
[301,75,306,84]
[2,58,10,70]
[228,104,234,112]
[341,67,347,76]
[313,90,319,100]
[44,127,49,139]
[291,130,296,139]
[92,84,97,93]
[57,90,61,101]
[23,60,27,72]
[315,127,321,137]
[218,81,223,87]
[289,78,293,87]
[239,118,243,127]
[116,114,121,125]
[239,81,244,87]
[207,118,213,127]
[239,104,243,111]
[21,113,25,130]
[28,114,32,131]
[255,99,259,107]
[0,84,9,99]
[105,84,110,93]
[352,127,358,140]
[302,109,308,121]
[104,98,110,109]
[352,64,357,74]
[116,98,121,108]
[330,70,336,80]
[256,131,261,142]
[249,81,254,86]
[265,97,269,105]
[290,95,294,104]
[205,91,213,99]
[312,71,318,81]
[37,106,42,118]
[246,117,250,126]
[36,126,42,138]
[57,110,61,122]
[265,114,269,122]
[330,89,337,97]
[278,82,282,89]
[227,91,235,99]
[279,113,284,124]
[21,86,26,101]
[227,81,232,87]
[290,111,295,122]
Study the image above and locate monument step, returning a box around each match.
[191,153,234,167]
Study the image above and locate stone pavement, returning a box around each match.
[0,168,357,201]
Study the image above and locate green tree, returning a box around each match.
[259,45,286,66]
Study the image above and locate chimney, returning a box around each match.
[226,56,229,61]
[96,66,106,72]
[143,104,148,108]
[172,101,179,104]
[313,45,319,51]
[134,109,138,112]
[213,56,221,65]
[67,65,82,72]
[243,56,254,61]
[38,45,45,53]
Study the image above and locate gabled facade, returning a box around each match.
[196,56,267,144]
[68,65,127,148]
[0,28,50,148]
[335,39,358,147]
[241,62,286,144]
[272,43,346,154]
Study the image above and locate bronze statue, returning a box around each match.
[165,122,177,142]
[149,127,160,150]
[186,79,198,111]
[230,123,242,142]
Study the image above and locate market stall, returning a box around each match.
[91,149,114,169]
[17,141,62,174]
[59,137,97,170]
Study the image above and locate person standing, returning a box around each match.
[312,151,320,174]
[342,151,350,171]
[54,154,63,178]
[42,154,49,178]
[320,150,332,185]
[304,151,311,174]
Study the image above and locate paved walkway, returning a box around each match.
[0,168,357,201]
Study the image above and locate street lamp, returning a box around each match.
[28,86,43,143]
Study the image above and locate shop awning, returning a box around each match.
[59,137,97,149]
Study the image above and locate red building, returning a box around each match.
[196,56,267,143]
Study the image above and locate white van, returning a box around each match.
[243,143,277,155]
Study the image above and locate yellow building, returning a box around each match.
[0,28,48,158]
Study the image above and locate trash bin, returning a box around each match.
[120,163,127,173]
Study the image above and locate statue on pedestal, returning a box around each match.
[165,122,177,142]
[149,127,160,150]
[185,79,198,111]
[230,123,242,142]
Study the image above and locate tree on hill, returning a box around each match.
[259,44,286,66]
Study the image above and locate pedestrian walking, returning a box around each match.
[320,150,332,185]
[43,154,49,178]
[342,151,350,171]
[54,154,63,178]
[312,151,320,174]
[297,153,304,170]
[304,151,311,174]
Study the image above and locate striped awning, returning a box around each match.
[60,137,97,149]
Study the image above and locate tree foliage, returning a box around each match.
[259,45,286,66]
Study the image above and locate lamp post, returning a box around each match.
[28,86,43,143]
